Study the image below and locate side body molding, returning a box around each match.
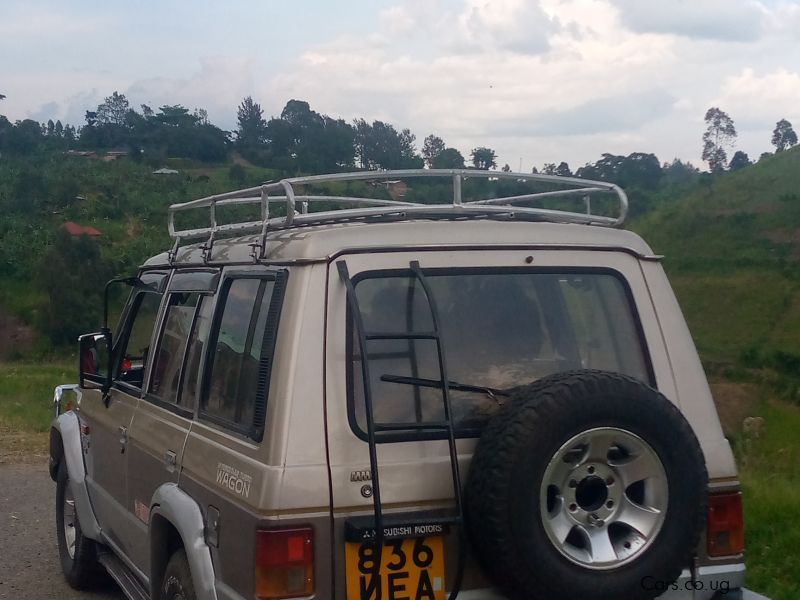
[150,483,218,600]
[50,411,102,540]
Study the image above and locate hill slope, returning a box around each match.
[633,147,800,365]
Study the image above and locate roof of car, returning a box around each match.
[142,220,657,268]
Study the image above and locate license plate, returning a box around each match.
[345,537,446,600]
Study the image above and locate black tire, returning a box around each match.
[161,549,197,600]
[466,370,707,600]
[55,461,103,589]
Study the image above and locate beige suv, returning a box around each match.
[50,169,764,600]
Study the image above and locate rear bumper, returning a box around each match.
[453,563,769,599]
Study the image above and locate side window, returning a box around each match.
[201,276,284,438]
[148,293,201,405]
[181,297,214,410]
[116,290,165,389]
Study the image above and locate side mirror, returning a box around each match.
[79,331,112,394]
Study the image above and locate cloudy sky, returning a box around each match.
[1,0,798,170]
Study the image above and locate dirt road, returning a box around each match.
[0,462,122,599]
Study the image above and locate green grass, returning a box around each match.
[0,360,75,433]
[668,271,800,363]
[734,402,800,600]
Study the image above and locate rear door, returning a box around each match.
[178,267,289,600]
[125,269,219,573]
[325,248,674,599]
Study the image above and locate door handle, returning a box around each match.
[118,425,128,454]
[164,450,177,470]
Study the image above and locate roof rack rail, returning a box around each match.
[167,169,628,261]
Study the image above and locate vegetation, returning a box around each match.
[1,93,799,595]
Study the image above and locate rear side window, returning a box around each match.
[348,269,651,439]
[201,274,286,439]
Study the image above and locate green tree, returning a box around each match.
[771,119,798,152]
[432,147,465,169]
[470,146,497,170]
[701,107,736,173]
[729,151,751,171]
[661,159,699,189]
[422,134,446,168]
[36,229,113,345]
[555,161,572,176]
[96,92,130,126]
[353,119,421,170]
[235,96,267,148]
[541,163,557,175]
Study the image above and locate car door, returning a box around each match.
[125,269,219,573]
[82,270,168,555]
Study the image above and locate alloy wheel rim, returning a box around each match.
[63,485,77,560]
[539,427,668,570]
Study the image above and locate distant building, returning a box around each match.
[63,222,102,237]
[103,150,129,162]
[66,150,97,158]
[153,167,180,175]
[372,179,409,200]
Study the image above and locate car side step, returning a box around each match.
[98,551,149,600]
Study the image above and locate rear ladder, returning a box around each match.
[337,259,466,599]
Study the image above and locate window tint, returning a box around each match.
[149,293,200,404]
[349,270,650,435]
[203,278,278,430]
[117,290,164,389]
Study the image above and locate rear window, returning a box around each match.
[348,269,651,438]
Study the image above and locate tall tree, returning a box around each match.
[701,107,736,173]
[433,148,465,169]
[771,119,798,152]
[422,134,446,168]
[729,151,751,171]
[235,96,268,149]
[95,91,130,126]
[353,119,421,169]
[555,162,572,177]
[470,147,497,170]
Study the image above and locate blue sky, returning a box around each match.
[2,0,799,169]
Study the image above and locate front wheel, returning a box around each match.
[161,549,197,600]
[55,461,103,589]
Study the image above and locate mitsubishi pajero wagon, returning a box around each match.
[49,169,765,600]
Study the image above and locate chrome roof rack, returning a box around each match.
[167,169,628,262]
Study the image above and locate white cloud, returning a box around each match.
[2,0,799,170]
[712,68,800,128]
[455,0,561,54]
[126,56,257,128]
[0,6,110,37]
[607,0,766,42]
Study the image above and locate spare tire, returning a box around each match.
[466,370,707,600]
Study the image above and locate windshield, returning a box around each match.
[348,269,651,437]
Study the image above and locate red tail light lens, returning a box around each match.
[707,491,745,557]
[256,527,314,599]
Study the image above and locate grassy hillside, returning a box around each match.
[633,147,800,369]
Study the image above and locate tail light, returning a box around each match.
[707,491,745,557]
[256,527,314,599]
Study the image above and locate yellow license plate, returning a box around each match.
[345,536,446,600]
